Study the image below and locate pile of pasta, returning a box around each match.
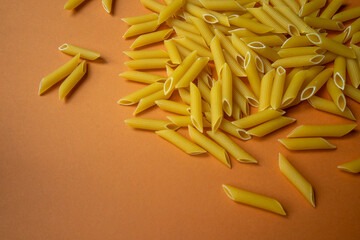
[64,0,113,13]
[38,44,100,99]
[119,0,360,215]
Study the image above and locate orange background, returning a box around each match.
[1,0,360,239]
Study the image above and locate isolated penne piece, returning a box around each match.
[338,159,360,174]
[278,47,326,58]
[140,0,165,13]
[232,108,285,129]
[222,184,286,216]
[333,56,346,90]
[59,61,87,100]
[344,84,360,103]
[118,83,163,105]
[125,58,171,70]
[207,131,257,164]
[158,0,184,24]
[131,29,173,49]
[279,137,336,151]
[134,89,172,115]
[210,81,223,132]
[221,64,232,116]
[102,0,112,13]
[176,57,210,88]
[282,70,306,107]
[38,53,80,95]
[190,83,203,133]
[332,6,360,22]
[123,20,159,39]
[259,69,275,111]
[244,52,261,98]
[346,58,360,88]
[320,0,343,19]
[119,71,165,84]
[301,68,333,100]
[287,124,357,138]
[64,0,86,10]
[188,125,231,168]
[125,118,179,131]
[271,54,324,68]
[306,33,356,59]
[327,78,346,111]
[270,67,286,110]
[308,96,356,121]
[124,49,168,59]
[164,39,181,65]
[156,130,206,155]
[279,153,316,207]
[247,116,296,137]
[155,99,190,115]
[122,13,159,25]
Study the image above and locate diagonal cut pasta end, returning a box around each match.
[236,129,252,141]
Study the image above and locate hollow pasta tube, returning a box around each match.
[301,68,333,100]
[326,77,346,112]
[287,124,357,138]
[270,67,287,110]
[59,61,87,100]
[279,138,336,151]
[232,108,285,129]
[259,69,275,111]
[246,116,296,137]
[131,29,173,49]
[338,159,360,174]
[155,99,190,115]
[190,83,203,133]
[210,81,223,132]
[125,118,179,131]
[119,71,166,84]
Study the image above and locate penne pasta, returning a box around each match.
[210,81,223,132]
[210,36,226,77]
[244,52,261,98]
[167,18,199,34]
[119,71,165,84]
[233,90,250,117]
[64,0,86,10]
[327,77,346,111]
[198,77,211,103]
[270,67,286,110]
[350,31,360,44]
[178,88,211,112]
[156,129,206,155]
[123,20,159,39]
[282,70,306,107]
[158,0,184,24]
[232,108,285,129]
[38,53,80,95]
[222,184,286,215]
[308,96,356,121]
[190,83,203,132]
[272,55,324,68]
[188,125,231,168]
[247,7,287,33]
[246,116,296,137]
[338,158,360,174]
[275,5,315,33]
[216,31,244,66]
[199,0,246,11]
[155,99,190,115]
[185,3,218,24]
[173,26,208,47]
[279,153,316,207]
[164,39,182,65]
[229,16,274,34]
[299,0,326,17]
[284,67,304,90]
[282,0,300,14]
[344,18,360,42]
[59,61,87,100]
[320,0,344,19]
[301,68,333,100]
[174,37,213,59]
[287,124,357,138]
[259,69,275,111]
[332,6,360,22]
[102,0,112,13]
[281,36,313,48]
[123,49,168,59]
[125,118,179,131]
[118,82,164,105]
[241,35,285,47]
[188,15,214,45]
[223,50,247,77]
[343,84,360,103]
[131,29,173,49]
[176,57,210,88]
[278,47,326,58]
[304,17,344,31]
[140,0,165,13]
[247,42,280,62]
[122,13,159,25]
[333,56,346,90]
[233,75,259,107]
[167,115,211,128]
[229,28,258,38]
[125,58,171,70]
[279,137,336,150]
[134,88,173,115]
[222,63,233,116]
[346,57,360,88]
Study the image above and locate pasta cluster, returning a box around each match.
[64,0,113,14]
[116,0,360,215]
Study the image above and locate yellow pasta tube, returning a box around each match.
[199,0,245,11]
[167,116,211,128]
[344,84,360,103]
[247,7,287,33]
[327,77,346,112]
[155,99,190,115]
[306,33,356,59]
[123,20,159,39]
[229,16,274,34]
[59,61,87,100]
[118,83,163,106]
[244,52,261,98]
[246,116,296,137]
[282,70,306,107]
[198,78,211,103]
[64,0,86,10]
[119,71,165,84]
[346,57,360,88]
[233,75,259,107]
[156,129,207,155]
[174,37,213,59]
[176,57,210,88]
[338,159,360,174]
[320,0,343,19]
[350,31,360,44]
[185,3,218,24]
[221,64,232,117]
[125,58,171,70]
[275,5,315,33]
[332,6,360,22]
[270,67,286,110]
[287,124,357,138]
[271,54,324,68]
[158,0,184,24]
[278,47,326,58]
[173,26,208,48]
[307,96,356,121]
[282,0,300,13]
[241,35,285,47]
[124,49,168,59]
[232,108,285,129]
[284,67,304,90]
[215,31,244,67]
[131,29,173,49]
[223,50,247,77]
[344,18,360,42]
[299,0,326,17]
[281,36,313,48]
[247,41,280,62]
[259,69,275,111]
[210,81,223,132]
[102,0,112,13]
[178,88,211,112]
[222,184,286,216]
[188,125,231,168]
[134,89,172,115]
[207,131,257,164]
[304,17,344,31]
[190,83,203,133]
[279,138,336,151]
[167,18,200,34]
[301,68,333,100]
[38,53,80,95]
[210,36,225,77]
[125,118,179,131]
[122,13,159,25]
[188,15,214,46]
[140,0,165,13]
[164,39,181,65]
[233,90,250,117]
[229,28,258,38]
[279,153,315,207]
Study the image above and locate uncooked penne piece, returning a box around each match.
[278,47,326,58]
[222,184,286,215]
[207,131,257,164]
[241,35,285,47]
[279,138,336,150]
[188,125,231,168]
[282,0,300,13]
[281,36,313,48]
[248,7,287,33]
[125,118,179,131]
[125,58,171,70]
[327,77,346,112]
[229,16,274,34]
[167,18,199,34]
[304,17,344,31]
[287,124,357,138]
[232,108,285,129]
[210,81,223,132]
[167,115,211,128]
[216,31,244,67]
[199,0,245,11]
[343,84,360,103]
[259,69,275,111]
[210,36,225,77]
[118,82,164,105]
[156,129,206,155]
[299,0,326,17]
[119,71,165,84]
[222,64,232,117]
[275,5,315,33]
[223,50,247,77]
[123,20,159,39]
[247,42,280,62]
[246,116,296,137]
[134,89,172,115]
[102,0,112,13]
[233,90,250,116]
[332,6,360,22]
[174,37,213,59]
[185,3,218,24]
[164,39,181,65]
[344,18,360,42]
[229,28,258,38]
[350,32,360,44]
[178,88,211,112]
[198,78,211,103]
[176,57,210,88]
[270,67,286,110]
[320,0,343,19]
[38,53,80,95]
[190,83,203,133]
[59,61,87,100]
[338,158,360,174]
[155,99,190,115]
[346,57,360,88]
[308,96,356,121]
[158,0,184,24]
[188,15,214,45]
[279,153,315,207]
[233,75,259,107]
[174,26,208,48]
[124,49,168,59]
[301,68,333,100]
[282,70,306,107]
[244,52,261,98]
[333,56,346,90]
[140,0,165,13]
[64,0,86,10]
[122,13,159,25]
[271,55,324,68]
[131,29,173,49]
[306,33,356,59]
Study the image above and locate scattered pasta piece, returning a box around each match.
[338,158,360,174]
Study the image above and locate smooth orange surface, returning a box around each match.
[1,1,360,239]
